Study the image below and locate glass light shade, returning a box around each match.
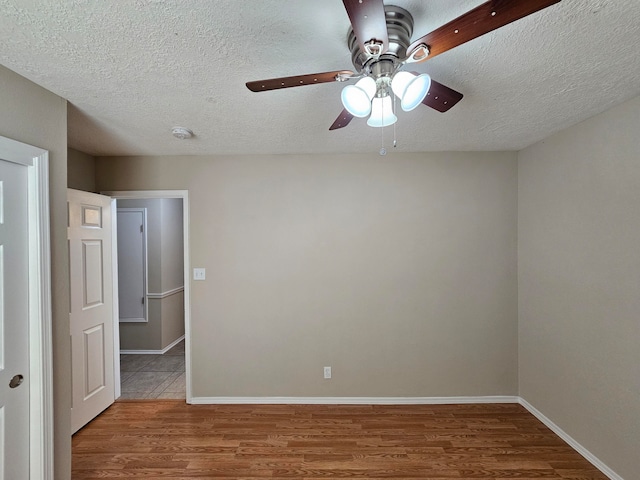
[341,77,376,118]
[367,96,397,127]
[400,73,431,112]
[391,71,414,98]
[355,76,376,99]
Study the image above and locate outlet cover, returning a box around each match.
[323,366,331,379]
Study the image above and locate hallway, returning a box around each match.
[118,339,185,399]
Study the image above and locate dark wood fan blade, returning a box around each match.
[422,80,464,113]
[246,70,354,92]
[407,0,561,62]
[329,109,355,130]
[343,0,389,56]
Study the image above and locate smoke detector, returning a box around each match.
[172,127,194,139]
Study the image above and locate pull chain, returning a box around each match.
[393,92,397,149]
[380,95,387,155]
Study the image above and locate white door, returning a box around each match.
[68,189,115,433]
[117,208,147,322]
[0,159,30,479]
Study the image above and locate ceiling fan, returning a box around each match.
[246,0,561,131]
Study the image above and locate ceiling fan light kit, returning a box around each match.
[246,0,562,137]
[391,71,432,112]
[341,77,377,117]
[367,95,397,127]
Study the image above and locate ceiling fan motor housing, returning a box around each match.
[348,5,414,74]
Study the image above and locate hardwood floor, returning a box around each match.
[72,402,607,479]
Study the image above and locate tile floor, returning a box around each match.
[119,339,185,399]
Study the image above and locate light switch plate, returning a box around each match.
[193,268,206,280]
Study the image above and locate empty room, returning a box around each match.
[0,1,638,479]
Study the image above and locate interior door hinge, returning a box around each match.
[140,224,144,233]
[142,297,145,305]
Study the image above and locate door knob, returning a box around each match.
[9,374,24,388]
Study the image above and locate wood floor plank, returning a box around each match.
[72,401,607,479]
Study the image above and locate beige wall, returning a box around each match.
[119,301,163,351]
[67,147,96,192]
[160,198,184,292]
[118,198,184,350]
[161,290,185,349]
[159,198,185,347]
[518,95,640,479]
[0,65,70,479]
[97,152,518,397]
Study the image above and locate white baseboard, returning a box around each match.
[518,398,622,480]
[189,395,520,405]
[120,334,185,355]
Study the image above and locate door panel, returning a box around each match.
[82,239,104,308]
[82,204,102,227]
[0,160,29,479]
[84,324,105,398]
[69,189,114,433]
[117,209,147,322]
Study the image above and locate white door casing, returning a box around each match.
[0,159,30,479]
[69,189,115,433]
[117,208,147,323]
[0,135,52,480]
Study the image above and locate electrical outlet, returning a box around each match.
[323,366,331,379]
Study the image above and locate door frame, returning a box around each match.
[0,136,53,479]
[102,190,191,402]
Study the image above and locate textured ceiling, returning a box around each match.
[1,0,639,156]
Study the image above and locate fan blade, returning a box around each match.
[407,0,561,62]
[329,109,355,130]
[423,80,464,113]
[343,0,389,56]
[246,70,354,92]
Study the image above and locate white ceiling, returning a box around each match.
[1,0,639,156]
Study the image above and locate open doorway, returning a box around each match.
[104,190,191,402]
